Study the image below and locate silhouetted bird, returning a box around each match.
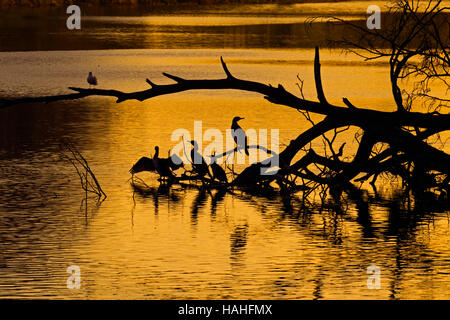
[153,146,177,181]
[189,140,210,177]
[87,72,97,87]
[231,116,249,156]
[130,156,155,175]
[130,148,183,179]
[210,152,227,183]
[438,189,447,202]
[169,151,184,171]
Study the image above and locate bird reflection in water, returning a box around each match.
[130,177,181,216]
[230,224,249,268]
[191,189,208,226]
[210,188,227,218]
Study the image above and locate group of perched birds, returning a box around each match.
[130,140,228,184]
[87,72,249,185]
[130,116,249,185]
[87,72,249,184]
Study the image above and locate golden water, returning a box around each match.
[0,3,449,299]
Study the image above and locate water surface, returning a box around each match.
[0,2,449,299]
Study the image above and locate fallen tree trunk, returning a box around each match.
[1,47,448,203]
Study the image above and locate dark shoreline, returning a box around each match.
[0,0,360,9]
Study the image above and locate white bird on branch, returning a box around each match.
[87,72,98,88]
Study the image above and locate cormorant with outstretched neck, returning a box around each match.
[231,116,249,156]
[189,140,210,178]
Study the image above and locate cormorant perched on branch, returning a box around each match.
[130,148,183,178]
[210,151,227,183]
[169,151,184,171]
[189,140,210,178]
[231,116,249,156]
[153,146,183,181]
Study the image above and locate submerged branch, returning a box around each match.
[60,139,107,201]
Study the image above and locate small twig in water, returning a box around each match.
[59,138,107,201]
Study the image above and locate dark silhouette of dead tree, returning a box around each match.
[327,0,449,113]
[1,0,448,204]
